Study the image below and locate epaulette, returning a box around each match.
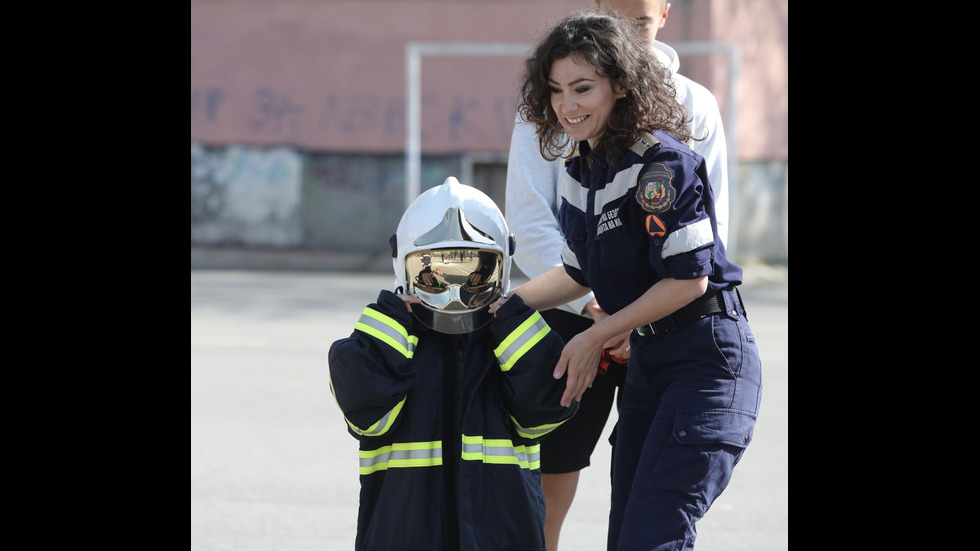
[562,142,580,167]
[629,132,660,157]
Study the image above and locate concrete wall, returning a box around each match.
[191,144,787,266]
[191,143,460,253]
[191,0,788,268]
[191,0,788,161]
[191,143,304,247]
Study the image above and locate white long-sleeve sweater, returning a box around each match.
[504,40,729,317]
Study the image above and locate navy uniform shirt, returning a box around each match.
[558,130,741,316]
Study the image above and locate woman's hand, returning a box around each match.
[397,293,422,313]
[487,295,512,316]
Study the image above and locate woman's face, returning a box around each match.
[548,54,623,148]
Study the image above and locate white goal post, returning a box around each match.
[404,41,740,254]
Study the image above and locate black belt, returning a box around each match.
[634,287,741,337]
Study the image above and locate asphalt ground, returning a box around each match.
[191,266,788,550]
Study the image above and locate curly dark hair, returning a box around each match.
[518,9,694,166]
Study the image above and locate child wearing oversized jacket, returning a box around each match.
[328,177,578,551]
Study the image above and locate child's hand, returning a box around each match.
[397,293,422,313]
[587,301,631,361]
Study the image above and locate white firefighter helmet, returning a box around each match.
[390,176,516,334]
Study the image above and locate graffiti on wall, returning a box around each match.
[301,153,460,250]
[190,86,520,153]
[191,143,303,247]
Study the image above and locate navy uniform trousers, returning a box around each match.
[607,290,762,551]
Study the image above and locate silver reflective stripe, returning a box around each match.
[359,441,443,474]
[662,218,714,259]
[481,443,527,463]
[561,241,581,271]
[564,132,657,217]
[559,168,587,273]
[525,445,541,466]
[559,172,588,213]
[355,307,417,358]
[461,435,540,468]
[495,311,550,371]
[593,164,640,213]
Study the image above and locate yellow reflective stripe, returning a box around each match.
[355,307,418,359]
[461,434,541,469]
[358,437,542,473]
[359,441,443,475]
[345,396,406,437]
[494,311,550,372]
[510,414,569,440]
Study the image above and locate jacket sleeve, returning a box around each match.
[639,150,716,280]
[489,294,578,439]
[327,290,420,442]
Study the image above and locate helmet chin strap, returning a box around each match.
[411,303,493,334]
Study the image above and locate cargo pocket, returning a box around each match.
[672,408,756,448]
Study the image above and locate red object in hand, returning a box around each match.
[597,349,626,375]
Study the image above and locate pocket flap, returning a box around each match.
[673,408,756,448]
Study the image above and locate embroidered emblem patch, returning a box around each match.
[635,163,675,214]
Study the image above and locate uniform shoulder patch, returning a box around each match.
[628,132,660,157]
[635,162,675,214]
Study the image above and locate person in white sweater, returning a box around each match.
[503,2,729,549]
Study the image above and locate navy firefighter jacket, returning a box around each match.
[328,290,577,551]
[558,130,743,315]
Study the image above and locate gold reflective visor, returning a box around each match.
[405,248,504,311]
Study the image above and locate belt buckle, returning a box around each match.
[635,323,655,336]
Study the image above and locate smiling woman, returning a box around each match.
[518,8,691,167]
[503,9,764,551]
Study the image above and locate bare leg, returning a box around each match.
[542,471,581,551]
